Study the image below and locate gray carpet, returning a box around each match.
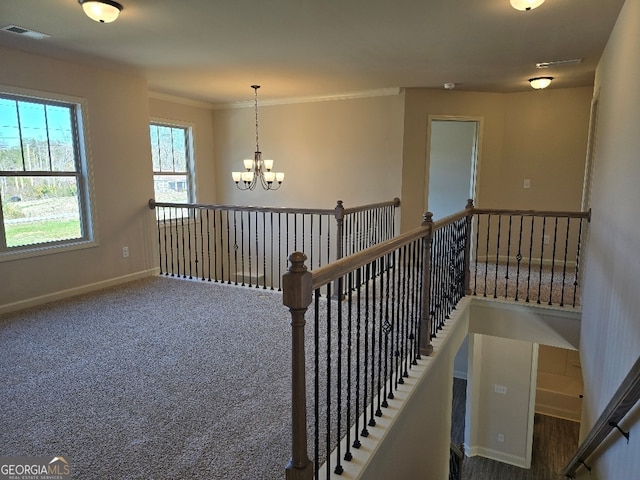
[1,277,293,480]
[470,262,581,307]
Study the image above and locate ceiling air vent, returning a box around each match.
[536,59,582,69]
[1,25,50,39]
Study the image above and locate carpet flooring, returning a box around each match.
[1,277,293,480]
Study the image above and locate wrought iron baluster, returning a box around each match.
[381,256,391,408]
[310,214,315,270]
[375,259,384,417]
[560,217,571,306]
[313,290,320,480]
[278,213,282,291]
[505,215,513,298]
[402,245,410,378]
[361,263,370,435]
[225,210,230,284]
[549,217,559,305]
[573,218,584,307]
[206,209,212,281]
[514,216,524,301]
[370,261,378,424]
[345,272,354,460]
[483,214,491,297]
[473,214,480,296]
[334,278,344,474]
[538,216,547,304]
[188,207,194,280]
[354,268,363,446]
[494,215,501,298]
[199,208,205,280]
[390,250,398,398]
[526,216,535,302]
[325,282,332,478]
[269,212,273,289]
[162,207,169,275]
[180,208,187,278]
[233,211,239,285]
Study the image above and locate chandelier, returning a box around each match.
[232,85,284,190]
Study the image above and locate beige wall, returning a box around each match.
[401,87,591,232]
[577,0,640,477]
[148,96,217,204]
[0,46,156,310]
[213,93,405,210]
[0,48,593,319]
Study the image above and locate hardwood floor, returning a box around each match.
[451,378,580,480]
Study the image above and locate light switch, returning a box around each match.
[523,179,531,189]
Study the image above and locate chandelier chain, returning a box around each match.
[253,85,260,153]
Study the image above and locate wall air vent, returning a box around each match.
[1,25,50,39]
[536,59,582,69]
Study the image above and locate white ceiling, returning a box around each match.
[0,0,625,105]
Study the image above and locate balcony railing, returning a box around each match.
[148,198,400,291]
[282,201,590,479]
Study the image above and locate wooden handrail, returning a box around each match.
[563,354,640,478]
[149,198,335,216]
[342,197,401,215]
[473,207,591,221]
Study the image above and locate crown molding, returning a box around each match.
[214,87,402,110]
[148,91,215,109]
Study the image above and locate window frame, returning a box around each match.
[149,119,197,205]
[0,85,97,262]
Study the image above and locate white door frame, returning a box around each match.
[425,115,484,213]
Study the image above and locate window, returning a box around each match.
[149,123,195,203]
[0,90,93,255]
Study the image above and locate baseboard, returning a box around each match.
[0,268,160,315]
[465,445,529,469]
[454,369,468,380]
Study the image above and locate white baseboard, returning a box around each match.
[0,268,160,315]
[454,369,468,380]
[465,445,529,469]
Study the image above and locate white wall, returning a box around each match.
[466,334,537,468]
[576,0,640,477]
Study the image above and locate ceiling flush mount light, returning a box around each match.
[79,0,123,23]
[510,0,545,11]
[232,85,284,191]
[529,77,553,89]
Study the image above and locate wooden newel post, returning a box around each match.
[420,212,434,357]
[282,252,314,480]
[463,199,475,295]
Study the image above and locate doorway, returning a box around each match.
[427,117,481,219]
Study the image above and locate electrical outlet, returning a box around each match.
[543,234,550,245]
[122,246,129,258]
[498,433,505,443]
[494,384,508,395]
[523,178,531,189]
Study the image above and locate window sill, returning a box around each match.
[0,238,99,263]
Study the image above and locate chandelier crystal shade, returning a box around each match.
[78,0,123,23]
[232,85,284,191]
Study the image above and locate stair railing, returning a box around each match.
[148,198,399,291]
[282,204,470,479]
[563,354,640,478]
